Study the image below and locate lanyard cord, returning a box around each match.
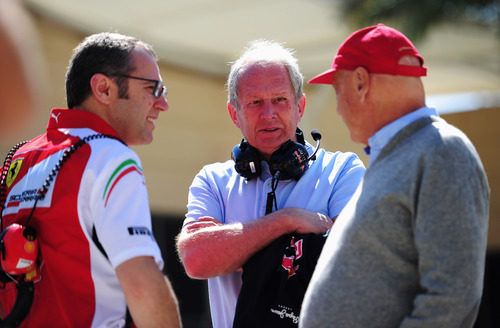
[0,134,125,229]
[0,141,29,232]
[265,171,281,215]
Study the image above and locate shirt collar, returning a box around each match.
[367,106,438,165]
[47,108,121,138]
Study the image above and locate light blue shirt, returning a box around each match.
[184,143,365,328]
[367,106,439,164]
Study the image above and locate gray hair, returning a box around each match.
[227,40,304,109]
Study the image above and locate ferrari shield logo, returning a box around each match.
[6,158,23,188]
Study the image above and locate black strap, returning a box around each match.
[0,278,34,327]
[265,192,275,215]
[91,225,108,259]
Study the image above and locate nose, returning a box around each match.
[155,96,169,112]
[260,100,276,119]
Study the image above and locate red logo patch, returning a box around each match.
[281,237,303,278]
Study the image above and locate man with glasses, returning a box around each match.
[0,32,181,327]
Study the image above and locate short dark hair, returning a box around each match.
[65,32,157,108]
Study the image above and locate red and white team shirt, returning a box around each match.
[0,108,163,327]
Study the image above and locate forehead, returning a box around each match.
[130,47,160,77]
[238,63,293,96]
[331,70,352,93]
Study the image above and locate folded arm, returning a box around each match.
[176,208,333,279]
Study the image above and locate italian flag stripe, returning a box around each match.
[103,159,143,206]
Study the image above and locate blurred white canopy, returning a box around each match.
[24,0,500,111]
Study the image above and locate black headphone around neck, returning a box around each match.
[231,128,321,181]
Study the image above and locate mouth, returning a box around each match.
[259,127,280,133]
[146,116,158,128]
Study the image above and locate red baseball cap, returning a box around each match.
[309,24,427,84]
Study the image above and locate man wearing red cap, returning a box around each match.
[300,24,490,327]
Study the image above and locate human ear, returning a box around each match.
[297,94,306,122]
[352,67,370,102]
[90,73,114,105]
[227,102,240,128]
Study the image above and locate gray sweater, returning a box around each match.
[300,116,490,328]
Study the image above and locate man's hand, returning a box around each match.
[274,208,333,234]
[177,209,333,279]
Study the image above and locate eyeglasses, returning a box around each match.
[111,74,167,98]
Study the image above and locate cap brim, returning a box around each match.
[308,68,335,85]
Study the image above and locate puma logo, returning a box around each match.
[51,112,61,123]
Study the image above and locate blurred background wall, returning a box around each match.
[1,0,498,326]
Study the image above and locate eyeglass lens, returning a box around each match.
[155,82,167,98]
[111,74,167,98]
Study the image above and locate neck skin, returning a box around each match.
[368,74,426,139]
[346,60,426,145]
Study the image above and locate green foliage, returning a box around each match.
[339,0,500,42]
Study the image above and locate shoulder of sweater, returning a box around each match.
[317,148,364,166]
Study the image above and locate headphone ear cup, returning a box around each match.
[0,224,39,275]
[231,141,262,180]
[269,140,309,180]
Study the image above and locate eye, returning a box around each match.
[273,96,287,103]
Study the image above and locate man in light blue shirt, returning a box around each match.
[301,24,489,328]
[176,40,365,328]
